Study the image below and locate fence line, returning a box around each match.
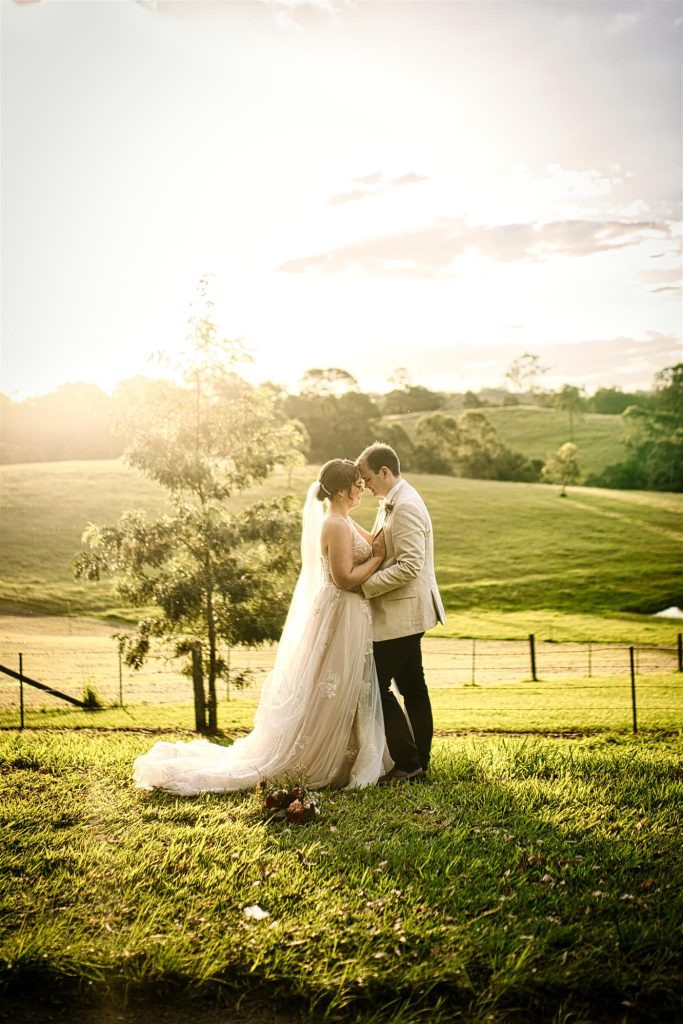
[1,633,681,735]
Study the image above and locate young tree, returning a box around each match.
[74,282,305,733]
[554,384,586,441]
[504,353,549,397]
[542,442,581,496]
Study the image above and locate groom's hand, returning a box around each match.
[372,528,386,560]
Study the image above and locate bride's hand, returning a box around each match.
[372,529,386,561]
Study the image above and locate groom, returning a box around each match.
[356,442,445,782]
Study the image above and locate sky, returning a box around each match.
[2,0,682,400]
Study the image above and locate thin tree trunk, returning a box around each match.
[191,642,207,733]
[206,585,218,733]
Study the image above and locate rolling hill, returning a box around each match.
[382,404,629,477]
[1,459,681,641]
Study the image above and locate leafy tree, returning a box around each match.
[299,367,359,397]
[381,384,444,415]
[542,442,581,496]
[586,364,683,492]
[374,423,415,471]
[282,380,381,463]
[388,367,412,390]
[414,412,461,474]
[504,352,549,396]
[74,283,305,732]
[590,387,649,416]
[463,390,483,408]
[413,410,540,481]
[553,384,586,441]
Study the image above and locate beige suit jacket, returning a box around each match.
[361,479,446,642]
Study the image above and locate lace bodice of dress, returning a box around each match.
[321,519,372,584]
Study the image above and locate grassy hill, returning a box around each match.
[1,460,681,642]
[383,405,629,477]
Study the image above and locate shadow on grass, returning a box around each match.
[2,736,681,1024]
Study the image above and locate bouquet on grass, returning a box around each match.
[259,772,321,824]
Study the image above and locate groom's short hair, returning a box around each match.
[357,442,400,476]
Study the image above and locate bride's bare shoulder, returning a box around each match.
[321,516,352,539]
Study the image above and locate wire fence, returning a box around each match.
[1,631,681,733]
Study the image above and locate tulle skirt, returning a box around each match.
[133,583,390,795]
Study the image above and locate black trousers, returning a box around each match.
[373,632,433,772]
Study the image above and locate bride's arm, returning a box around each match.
[323,520,384,590]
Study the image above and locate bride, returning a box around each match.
[133,458,392,795]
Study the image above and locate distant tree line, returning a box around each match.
[1,383,124,464]
[3,362,681,492]
[584,364,683,492]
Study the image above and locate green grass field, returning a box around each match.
[1,725,681,1023]
[2,460,680,643]
[383,405,629,477]
[2,459,681,1022]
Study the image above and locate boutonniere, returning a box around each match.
[383,501,395,516]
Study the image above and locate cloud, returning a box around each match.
[328,189,370,207]
[640,265,682,296]
[278,217,673,276]
[391,172,429,187]
[640,267,682,285]
[606,12,641,36]
[327,171,428,207]
[410,333,682,394]
[352,173,383,185]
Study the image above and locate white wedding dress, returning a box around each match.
[133,484,390,796]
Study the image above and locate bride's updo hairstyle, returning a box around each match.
[316,459,357,502]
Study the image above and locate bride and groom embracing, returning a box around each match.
[133,443,446,795]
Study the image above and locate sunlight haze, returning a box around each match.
[1,0,681,399]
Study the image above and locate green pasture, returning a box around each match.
[1,727,681,1022]
[383,405,629,477]
[1,460,681,643]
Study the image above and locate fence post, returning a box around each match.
[226,646,231,703]
[588,641,592,679]
[678,633,682,672]
[529,634,537,681]
[471,639,476,685]
[19,653,24,730]
[629,646,637,735]
[118,649,123,708]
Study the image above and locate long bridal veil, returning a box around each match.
[264,480,324,680]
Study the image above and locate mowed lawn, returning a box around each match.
[1,727,681,1023]
[1,460,681,643]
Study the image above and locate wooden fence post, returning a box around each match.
[19,653,24,730]
[529,634,537,681]
[629,646,637,735]
[471,638,476,685]
[678,633,682,673]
